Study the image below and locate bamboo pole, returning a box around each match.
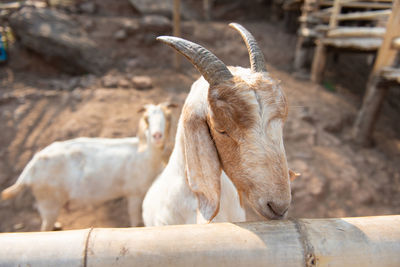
[328,0,343,29]
[1,216,400,267]
[327,27,386,38]
[0,1,46,9]
[336,9,391,21]
[319,1,392,9]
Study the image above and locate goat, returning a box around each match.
[143,23,296,226]
[1,103,176,231]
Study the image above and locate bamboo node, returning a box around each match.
[306,253,317,266]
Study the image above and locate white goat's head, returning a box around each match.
[158,23,292,222]
[138,103,177,149]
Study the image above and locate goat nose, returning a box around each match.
[152,132,162,140]
[267,202,289,218]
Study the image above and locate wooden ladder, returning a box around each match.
[352,0,400,146]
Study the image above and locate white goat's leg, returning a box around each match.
[127,195,143,227]
[37,200,61,231]
[33,187,63,231]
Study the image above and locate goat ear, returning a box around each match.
[137,113,148,147]
[160,102,179,110]
[289,170,301,182]
[166,103,178,109]
[137,106,146,113]
[183,109,221,223]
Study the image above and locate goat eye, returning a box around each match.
[216,129,227,135]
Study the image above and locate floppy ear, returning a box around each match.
[137,107,148,146]
[137,106,147,113]
[160,102,179,117]
[165,102,179,109]
[160,102,178,117]
[182,107,222,223]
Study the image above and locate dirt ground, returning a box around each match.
[1,6,399,232]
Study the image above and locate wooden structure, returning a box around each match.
[293,0,333,73]
[0,1,47,9]
[310,0,393,83]
[352,0,400,145]
[1,215,400,266]
[295,0,399,146]
[203,0,212,20]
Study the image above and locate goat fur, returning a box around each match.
[143,25,293,225]
[2,103,175,231]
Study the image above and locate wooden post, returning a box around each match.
[310,40,327,83]
[352,76,388,146]
[352,0,400,145]
[328,0,343,29]
[370,0,400,76]
[173,0,181,70]
[203,0,211,20]
[294,36,310,72]
[293,0,317,72]
[1,216,400,266]
[310,0,342,83]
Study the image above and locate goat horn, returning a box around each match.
[229,23,267,72]
[157,36,233,86]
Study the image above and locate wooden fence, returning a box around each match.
[1,215,399,266]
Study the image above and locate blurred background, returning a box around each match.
[0,0,399,232]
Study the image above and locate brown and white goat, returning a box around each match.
[143,23,295,226]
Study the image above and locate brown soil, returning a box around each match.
[0,14,399,232]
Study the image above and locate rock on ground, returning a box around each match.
[131,76,153,90]
[9,7,106,74]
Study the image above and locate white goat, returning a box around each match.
[143,23,296,226]
[1,103,176,231]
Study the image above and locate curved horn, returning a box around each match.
[156,36,233,86]
[229,23,266,72]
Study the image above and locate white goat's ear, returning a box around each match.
[164,102,179,109]
[137,106,146,113]
[183,110,221,223]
